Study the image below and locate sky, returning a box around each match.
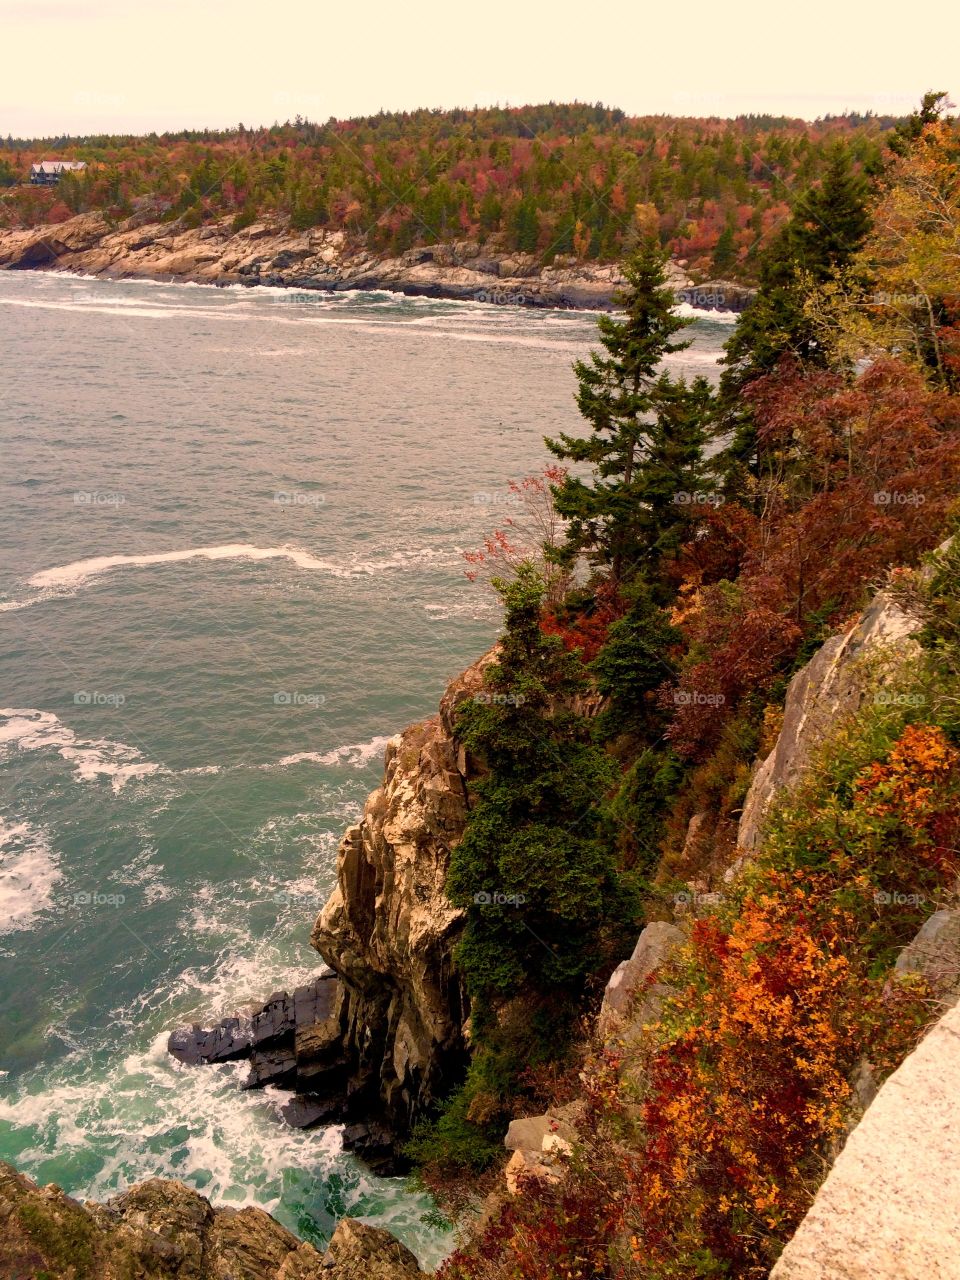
[2,0,958,137]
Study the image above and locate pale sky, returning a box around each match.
[2,0,957,137]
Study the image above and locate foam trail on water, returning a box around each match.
[0,708,162,791]
[0,819,62,934]
[270,735,393,770]
[27,544,348,590]
[19,543,456,600]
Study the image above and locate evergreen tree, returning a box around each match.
[712,220,737,274]
[546,238,712,587]
[446,567,635,1026]
[592,582,683,741]
[716,146,871,481]
[888,90,950,156]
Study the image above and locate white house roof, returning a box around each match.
[30,160,87,174]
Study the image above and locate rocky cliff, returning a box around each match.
[169,653,492,1172]
[737,587,922,853]
[0,211,753,311]
[0,1162,426,1280]
[770,991,960,1279]
[308,652,497,1160]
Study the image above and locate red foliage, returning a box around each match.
[669,357,960,759]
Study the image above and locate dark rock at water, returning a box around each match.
[279,1093,343,1128]
[342,1119,409,1177]
[167,973,397,1153]
[242,1046,298,1089]
[167,1015,252,1065]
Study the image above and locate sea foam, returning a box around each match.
[0,819,62,934]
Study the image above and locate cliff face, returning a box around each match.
[737,588,922,853]
[0,211,753,311]
[309,652,495,1158]
[167,655,491,1172]
[0,1162,426,1280]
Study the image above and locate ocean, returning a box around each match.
[0,270,730,1265]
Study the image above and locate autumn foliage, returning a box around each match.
[0,105,895,273]
[668,357,960,759]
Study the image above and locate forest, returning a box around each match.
[0,102,902,278]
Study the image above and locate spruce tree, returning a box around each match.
[545,237,711,587]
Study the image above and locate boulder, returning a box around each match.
[895,908,960,997]
[0,1162,428,1279]
[504,1113,576,1154]
[321,1216,426,1278]
[598,920,684,1041]
[0,1161,340,1279]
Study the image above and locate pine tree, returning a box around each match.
[592,581,683,741]
[545,237,712,587]
[712,220,737,274]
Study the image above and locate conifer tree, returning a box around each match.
[546,237,712,587]
[446,567,635,1024]
[717,145,871,479]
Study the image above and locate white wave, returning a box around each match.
[0,707,162,791]
[674,301,740,323]
[270,734,393,771]
[0,297,240,322]
[0,819,62,934]
[26,542,451,593]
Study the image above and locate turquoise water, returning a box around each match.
[0,271,729,1264]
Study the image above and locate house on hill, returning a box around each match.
[29,160,86,186]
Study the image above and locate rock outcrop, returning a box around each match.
[168,655,491,1171]
[310,653,497,1161]
[737,589,922,854]
[771,994,960,1279]
[597,920,684,1044]
[0,211,751,312]
[0,1161,425,1280]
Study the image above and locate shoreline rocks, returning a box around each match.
[0,211,754,312]
[0,1161,426,1279]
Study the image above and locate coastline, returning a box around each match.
[0,211,755,313]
